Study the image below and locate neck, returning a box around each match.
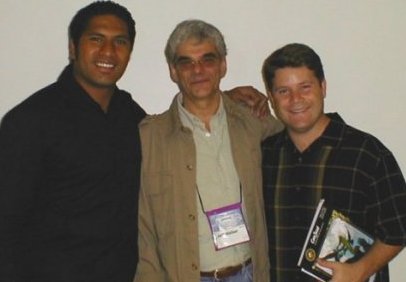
[183,93,221,131]
[79,82,115,113]
[289,115,330,152]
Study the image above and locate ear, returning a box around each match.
[169,64,179,83]
[68,40,76,61]
[321,79,327,98]
[220,57,227,78]
[267,90,275,109]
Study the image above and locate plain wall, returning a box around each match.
[0,0,405,280]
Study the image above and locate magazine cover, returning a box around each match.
[297,199,376,282]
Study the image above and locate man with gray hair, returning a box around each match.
[135,20,282,282]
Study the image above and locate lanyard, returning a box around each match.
[196,183,242,213]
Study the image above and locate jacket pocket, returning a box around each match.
[143,172,174,238]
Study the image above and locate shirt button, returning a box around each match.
[298,157,302,163]
[192,263,198,270]
[295,186,301,191]
[186,164,193,170]
[188,214,195,220]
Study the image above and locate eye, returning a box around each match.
[201,54,218,65]
[275,88,289,96]
[176,58,193,67]
[301,83,312,93]
[89,35,103,43]
[174,58,195,71]
[115,37,130,46]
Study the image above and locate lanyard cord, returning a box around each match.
[196,183,242,213]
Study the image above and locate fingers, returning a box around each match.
[249,88,270,118]
[251,95,269,118]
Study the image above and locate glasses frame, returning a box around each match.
[174,52,221,72]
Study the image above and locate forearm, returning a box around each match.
[0,216,24,280]
[355,239,403,281]
[224,86,271,118]
[0,114,41,280]
[134,186,164,281]
[318,239,403,282]
[262,115,283,139]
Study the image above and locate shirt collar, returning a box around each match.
[57,64,121,113]
[176,93,225,133]
[274,112,347,150]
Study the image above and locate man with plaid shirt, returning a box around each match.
[261,43,406,282]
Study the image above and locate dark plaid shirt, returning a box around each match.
[262,113,406,282]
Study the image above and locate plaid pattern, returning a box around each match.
[262,113,406,282]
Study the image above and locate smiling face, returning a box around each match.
[268,66,330,145]
[169,38,227,105]
[69,14,132,96]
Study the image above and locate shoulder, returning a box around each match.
[332,122,399,176]
[138,110,178,157]
[117,89,147,121]
[0,83,63,143]
[222,94,282,138]
[140,110,170,126]
[342,123,391,155]
[1,82,60,126]
[223,94,263,130]
[139,110,173,136]
[325,114,391,158]
[223,94,255,118]
[262,130,285,148]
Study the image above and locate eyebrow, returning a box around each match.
[176,52,218,61]
[84,31,130,39]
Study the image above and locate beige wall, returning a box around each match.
[1,0,405,279]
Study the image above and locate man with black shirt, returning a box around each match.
[0,2,145,281]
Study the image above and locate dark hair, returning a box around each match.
[69,1,136,49]
[262,43,324,92]
[164,19,227,64]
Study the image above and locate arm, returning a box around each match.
[224,86,270,118]
[224,86,284,139]
[134,123,166,282]
[0,110,41,280]
[318,240,403,282]
[134,178,166,282]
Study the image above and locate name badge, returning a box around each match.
[205,202,250,250]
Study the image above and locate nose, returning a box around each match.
[191,61,203,73]
[100,40,115,56]
[290,90,303,102]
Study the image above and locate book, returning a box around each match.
[297,199,376,282]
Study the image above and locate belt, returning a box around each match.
[200,258,252,280]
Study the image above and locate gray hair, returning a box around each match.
[164,19,227,64]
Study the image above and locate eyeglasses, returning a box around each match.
[174,54,220,71]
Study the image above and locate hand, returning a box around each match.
[224,86,270,118]
[317,259,367,282]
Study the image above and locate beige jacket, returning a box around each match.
[134,93,282,282]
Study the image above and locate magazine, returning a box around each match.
[297,199,376,282]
